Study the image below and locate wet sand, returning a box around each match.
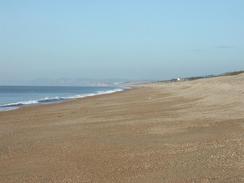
[0,74,244,183]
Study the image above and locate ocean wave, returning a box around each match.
[0,88,124,111]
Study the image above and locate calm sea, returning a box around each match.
[0,86,123,111]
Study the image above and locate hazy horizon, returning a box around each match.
[1,1,244,85]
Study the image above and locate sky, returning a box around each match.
[0,0,244,85]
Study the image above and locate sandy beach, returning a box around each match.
[0,74,244,183]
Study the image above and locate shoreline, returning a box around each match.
[0,74,243,182]
[0,87,126,112]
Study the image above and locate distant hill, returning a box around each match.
[158,70,244,83]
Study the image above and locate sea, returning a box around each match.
[0,86,123,111]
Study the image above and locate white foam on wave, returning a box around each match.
[64,88,124,99]
[0,88,124,112]
[0,100,39,107]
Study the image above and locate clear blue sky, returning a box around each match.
[0,0,244,84]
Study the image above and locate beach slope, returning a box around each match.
[0,74,244,182]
